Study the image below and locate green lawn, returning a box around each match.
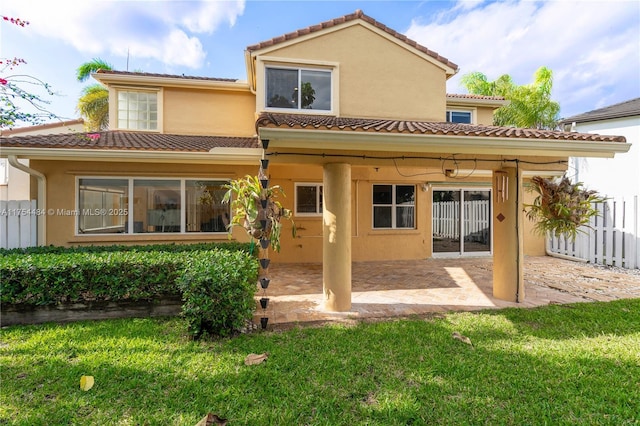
[2,299,639,425]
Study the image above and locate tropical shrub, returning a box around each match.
[223,175,295,252]
[178,249,259,339]
[525,175,605,240]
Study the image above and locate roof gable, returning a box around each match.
[246,10,458,76]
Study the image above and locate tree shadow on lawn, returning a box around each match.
[2,301,639,425]
[479,298,640,340]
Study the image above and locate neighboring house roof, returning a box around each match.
[256,113,626,143]
[1,119,85,137]
[246,9,459,73]
[559,98,640,125]
[0,131,258,151]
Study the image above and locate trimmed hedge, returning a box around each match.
[179,250,260,339]
[0,243,255,305]
[0,242,253,256]
[1,242,260,338]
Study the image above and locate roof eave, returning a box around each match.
[92,73,251,92]
[446,96,509,108]
[258,128,630,159]
[0,147,263,164]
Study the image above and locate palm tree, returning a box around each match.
[76,58,113,131]
[76,58,113,82]
[77,84,110,132]
[461,66,560,130]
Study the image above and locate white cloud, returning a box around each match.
[405,0,640,117]
[3,0,245,69]
[161,30,206,67]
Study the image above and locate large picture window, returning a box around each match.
[77,177,229,235]
[372,184,415,229]
[295,183,323,216]
[117,90,158,130]
[78,178,128,233]
[266,67,331,111]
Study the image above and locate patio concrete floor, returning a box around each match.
[255,256,640,327]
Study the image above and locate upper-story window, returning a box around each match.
[266,67,331,111]
[117,90,158,130]
[446,110,472,124]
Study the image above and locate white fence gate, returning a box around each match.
[547,196,640,269]
[0,200,38,249]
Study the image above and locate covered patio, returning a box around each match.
[259,256,640,326]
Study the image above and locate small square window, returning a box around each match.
[117,90,158,130]
[295,183,323,216]
[373,184,415,229]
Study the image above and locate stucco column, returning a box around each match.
[492,167,525,302]
[322,163,352,311]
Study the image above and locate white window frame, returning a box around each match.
[115,87,161,131]
[294,182,323,217]
[446,109,474,124]
[372,184,416,230]
[431,186,493,257]
[256,56,340,115]
[75,176,230,236]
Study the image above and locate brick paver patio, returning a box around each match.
[257,256,640,326]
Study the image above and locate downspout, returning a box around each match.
[244,50,257,95]
[515,161,521,302]
[8,156,46,246]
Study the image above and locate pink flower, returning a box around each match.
[0,78,7,85]
[87,133,100,140]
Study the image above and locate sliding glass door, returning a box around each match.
[432,189,491,255]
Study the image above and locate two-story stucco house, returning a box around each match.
[0,11,629,310]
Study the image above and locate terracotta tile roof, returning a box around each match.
[0,131,259,151]
[95,69,238,83]
[559,97,640,125]
[256,112,627,143]
[447,94,506,101]
[246,10,459,72]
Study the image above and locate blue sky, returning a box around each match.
[2,0,639,126]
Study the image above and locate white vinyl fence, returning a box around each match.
[0,200,38,249]
[547,196,640,269]
[432,200,490,240]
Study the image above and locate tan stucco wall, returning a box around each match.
[523,184,547,256]
[266,163,555,263]
[254,24,447,121]
[163,88,256,136]
[30,158,550,259]
[475,107,497,126]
